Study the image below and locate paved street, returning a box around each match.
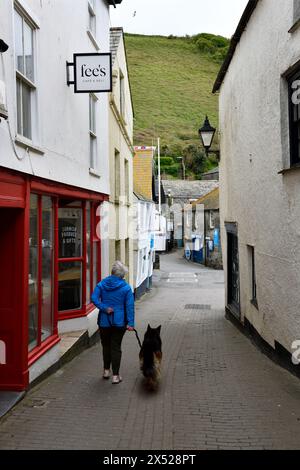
[1,251,300,450]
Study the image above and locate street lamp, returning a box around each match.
[199,116,215,152]
[199,115,219,159]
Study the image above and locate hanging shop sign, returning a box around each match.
[67,53,112,93]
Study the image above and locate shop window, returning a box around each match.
[28,195,54,352]
[28,194,39,351]
[41,197,54,341]
[58,201,83,312]
[58,200,101,311]
[14,9,36,140]
[86,202,91,304]
[58,262,82,311]
[92,204,101,291]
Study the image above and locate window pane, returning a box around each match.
[93,242,98,289]
[89,11,96,36]
[22,82,32,139]
[41,197,53,341]
[86,203,91,304]
[89,95,96,133]
[58,262,82,311]
[120,74,125,116]
[14,11,24,74]
[28,194,38,351]
[24,20,34,81]
[16,78,22,135]
[90,135,96,169]
[58,207,82,258]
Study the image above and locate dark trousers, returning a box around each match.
[99,327,126,375]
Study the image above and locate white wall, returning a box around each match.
[0,0,110,195]
[133,197,155,289]
[108,29,134,285]
[219,0,300,351]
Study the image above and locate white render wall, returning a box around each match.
[133,196,155,289]
[0,0,110,195]
[108,29,134,286]
[219,0,300,351]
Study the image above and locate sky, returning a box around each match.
[110,0,249,39]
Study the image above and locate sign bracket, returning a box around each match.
[66,61,75,86]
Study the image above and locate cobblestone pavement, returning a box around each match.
[1,251,300,450]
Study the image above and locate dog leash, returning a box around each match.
[133,328,142,349]
[101,307,142,349]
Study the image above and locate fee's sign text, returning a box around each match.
[70,53,112,93]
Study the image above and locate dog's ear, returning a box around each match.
[147,324,151,331]
[156,325,161,334]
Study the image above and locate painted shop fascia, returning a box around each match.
[0,0,115,391]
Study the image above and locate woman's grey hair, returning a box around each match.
[111,260,128,279]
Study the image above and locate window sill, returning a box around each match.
[15,136,44,155]
[28,335,60,367]
[278,163,300,175]
[87,30,100,51]
[89,168,101,178]
[289,19,300,34]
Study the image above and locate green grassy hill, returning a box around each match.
[125,33,228,178]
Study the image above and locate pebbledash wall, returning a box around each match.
[0,0,116,391]
[217,0,300,356]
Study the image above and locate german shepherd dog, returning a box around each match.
[139,325,162,391]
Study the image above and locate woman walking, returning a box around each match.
[91,261,135,384]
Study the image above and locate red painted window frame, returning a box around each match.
[57,200,102,320]
[57,200,85,319]
[24,177,109,367]
[28,194,59,365]
[86,201,102,312]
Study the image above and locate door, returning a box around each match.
[0,208,27,390]
[227,226,240,319]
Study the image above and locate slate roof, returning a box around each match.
[162,180,219,205]
[202,167,219,181]
[133,191,154,203]
[193,187,219,211]
[202,167,219,176]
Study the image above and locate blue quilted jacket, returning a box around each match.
[91,275,135,328]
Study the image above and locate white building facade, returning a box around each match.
[214,0,300,362]
[133,193,155,299]
[0,0,120,391]
[107,27,134,286]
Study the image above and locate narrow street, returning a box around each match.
[1,251,300,450]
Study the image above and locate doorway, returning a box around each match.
[226,223,240,319]
[0,208,27,390]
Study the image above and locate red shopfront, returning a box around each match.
[0,168,107,391]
